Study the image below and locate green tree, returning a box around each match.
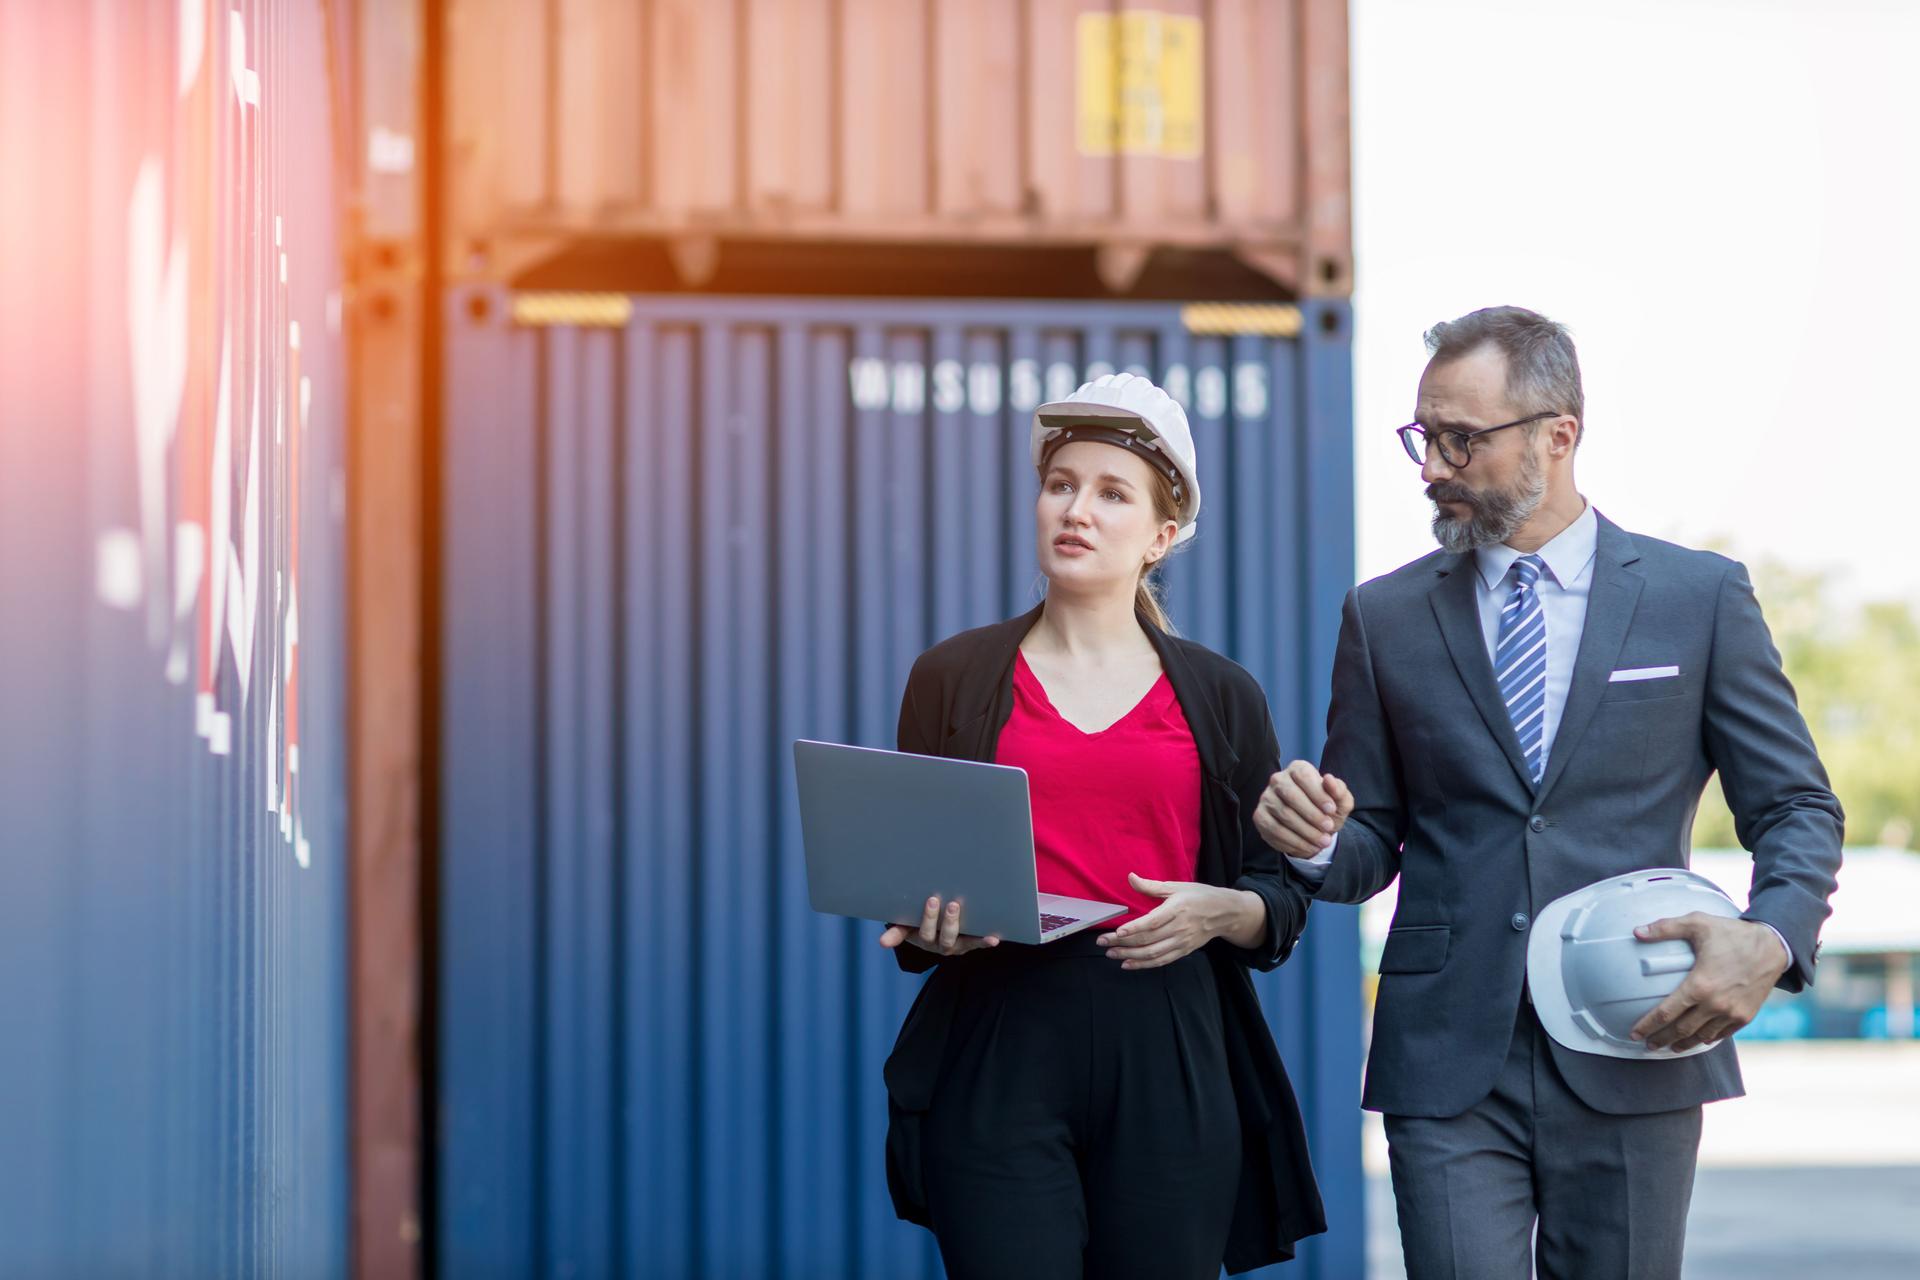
[1691,557,1920,850]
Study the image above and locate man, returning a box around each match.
[1256,306,1843,1279]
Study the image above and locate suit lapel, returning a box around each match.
[1429,555,1536,790]
[1535,517,1643,803]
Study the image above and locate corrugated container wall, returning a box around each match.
[444,0,1351,295]
[0,2,351,1274]
[439,292,1363,1277]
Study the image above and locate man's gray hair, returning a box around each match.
[1424,306,1585,440]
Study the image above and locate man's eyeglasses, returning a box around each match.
[1396,412,1559,468]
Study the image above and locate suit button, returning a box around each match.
[1529,815,1546,832]
[1512,912,1530,931]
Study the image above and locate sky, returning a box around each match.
[1349,0,1920,606]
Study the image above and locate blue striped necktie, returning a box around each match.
[1496,554,1549,782]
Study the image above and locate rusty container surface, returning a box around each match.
[445,0,1351,295]
[0,1,351,1273]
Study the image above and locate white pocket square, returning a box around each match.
[1609,665,1679,683]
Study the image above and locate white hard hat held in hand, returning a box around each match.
[1526,868,1745,1060]
[1032,372,1203,546]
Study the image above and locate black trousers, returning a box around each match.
[920,933,1242,1280]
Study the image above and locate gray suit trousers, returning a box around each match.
[1384,1004,1703,1280]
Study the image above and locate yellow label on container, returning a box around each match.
[1077,11,1205,158]
[511,292,633,328]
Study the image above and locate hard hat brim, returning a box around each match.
[1033,399,1156,425]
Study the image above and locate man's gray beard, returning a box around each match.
[1430,450,1547,553]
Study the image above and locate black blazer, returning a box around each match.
[880,604,1328,1274]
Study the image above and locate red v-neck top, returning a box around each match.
[995,651,1203,924]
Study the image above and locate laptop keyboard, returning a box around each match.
[1039,912,1081,933]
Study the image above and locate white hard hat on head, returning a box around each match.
[1032,372,1202,546]
[1526,867,1744,1060]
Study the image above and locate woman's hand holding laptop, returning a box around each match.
[878,894,1003,957]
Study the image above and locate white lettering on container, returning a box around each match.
[931,359,965,415]
[1235,361,1270,419]
[1195,366,1227,420]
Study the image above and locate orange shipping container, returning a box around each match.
[446,0,1350,296]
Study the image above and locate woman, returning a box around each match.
[877,373,1327,1278]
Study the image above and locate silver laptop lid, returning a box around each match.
[793,739,1051,944]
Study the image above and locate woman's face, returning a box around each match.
[1034,440,1178,594]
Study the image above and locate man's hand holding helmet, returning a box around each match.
[1628,914,1792,1052]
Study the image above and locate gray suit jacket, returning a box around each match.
[1311,512,1843,1117]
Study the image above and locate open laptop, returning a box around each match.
[793,739,1126,945]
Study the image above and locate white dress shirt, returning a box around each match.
[1469,502,1599,771]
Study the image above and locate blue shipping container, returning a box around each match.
[439,292,1363,1277]
[0,1,351,1274]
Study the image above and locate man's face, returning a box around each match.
[1414,345,1548,553]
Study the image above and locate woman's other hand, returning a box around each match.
[1253,759,1354,858]
[1097,874,1266,969]
[878,895,1001,957]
